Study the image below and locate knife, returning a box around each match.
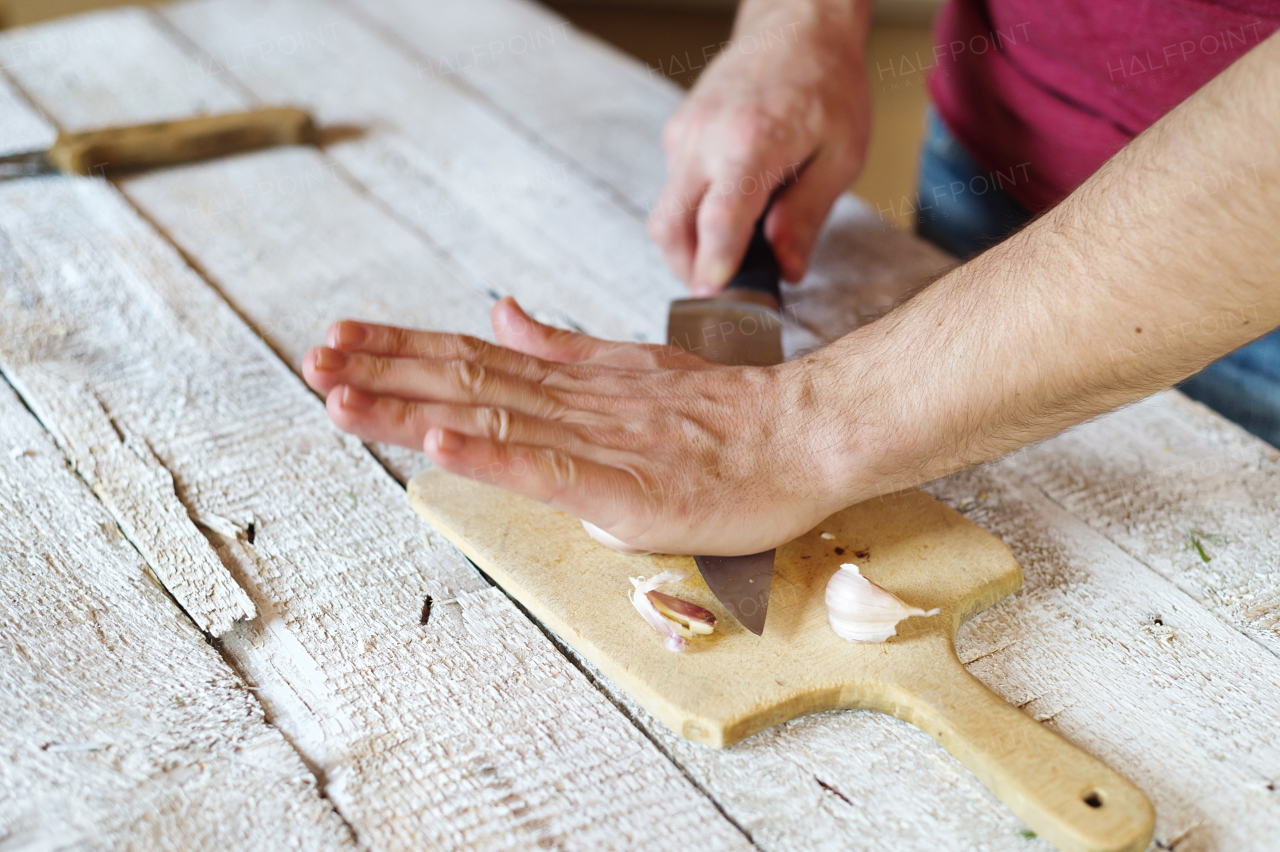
[666,213,784,635]
[0,107,315,180]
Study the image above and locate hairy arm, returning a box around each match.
[303,32,1280,556]
[818,30,1280,504]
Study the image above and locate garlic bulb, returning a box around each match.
[825,563,940,643]
[582,520,651,555]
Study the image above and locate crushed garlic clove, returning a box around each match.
[629,572,718,651]
[825,563,940,643]
[647,590,716,636]
[629,571,690,652]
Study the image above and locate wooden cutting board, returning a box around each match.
[408,469,1155,852]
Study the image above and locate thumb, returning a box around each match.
[491,297,614,364]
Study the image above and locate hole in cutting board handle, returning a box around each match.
[1083,789,1106,808]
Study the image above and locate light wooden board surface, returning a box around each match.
[0,0,1276,850]
[0,373,353,851]
[408,469,1160,852]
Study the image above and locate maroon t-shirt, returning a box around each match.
[928,0,1280,211]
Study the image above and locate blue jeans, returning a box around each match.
[914,110,1280,449]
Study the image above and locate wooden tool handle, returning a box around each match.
[892,647,1155,852]
[46,107,315,176]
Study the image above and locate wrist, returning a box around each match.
[736,0,872,54]
[777,335,910,519]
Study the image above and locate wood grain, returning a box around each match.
[0,71,54,155]
[7,372,255,635]
[4,0,1279,849]
[0,377,353,851]
[342,0,681,214]
[0,174,752,852]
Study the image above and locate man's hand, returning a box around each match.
[302,298,848,556]
[649,0,873,293]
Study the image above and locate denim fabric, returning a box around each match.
[914,109,1280,448]
[913,110,1033,259]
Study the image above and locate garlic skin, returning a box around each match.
[582,520,651,555]
[648,590,716,637]
[630,570,690,652]
[825,563,940,643]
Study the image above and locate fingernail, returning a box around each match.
[330,321,368,349]
[340,385,375,411]
[433,427,465,453]
[314,347,347,371]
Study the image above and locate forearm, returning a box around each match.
[811,31,1280,504]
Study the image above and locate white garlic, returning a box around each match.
[825,563,940,643]
[629,570,691,652]
[582,520,651,555]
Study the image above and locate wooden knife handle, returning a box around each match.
[45,107,315,176]
[893,648,1155,852]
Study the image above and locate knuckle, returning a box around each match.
[365,355,394,383]
[477,406,513,443]
[698,199,735,233]
[448,359,489,398]
[543,449,578,491]
[452,334,488,361]
[385,326,413,355]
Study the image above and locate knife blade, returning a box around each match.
[0,107,315,181]
[666,214,784,635]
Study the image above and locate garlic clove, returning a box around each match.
[825,563,940,643]
[647,590,716,635]
[629,570,691,652]
[583,520,651,555]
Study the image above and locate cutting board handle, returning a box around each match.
[46,107,315,176]
[890,644,1155,852]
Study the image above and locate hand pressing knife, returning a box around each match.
[0,107,315,180]
[667,214,784,635]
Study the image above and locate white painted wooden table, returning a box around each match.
[0,1,1277,850]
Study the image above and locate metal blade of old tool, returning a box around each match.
[667,213,784,635]
[0,151,57,180]
[0,107,315,182]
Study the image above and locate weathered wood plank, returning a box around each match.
[36,2,1280,850]
[153,0,685,345]
[341,0,681,214]
[9,373,256,635]
[999,392,1280,657]
[0,70,53,155]
[0,379,354,851]
[10,2,1279,850]
[0,174,753,852]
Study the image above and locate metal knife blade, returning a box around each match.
[0,151,57,181]
[694,552,775,636]
[666,214,783,635]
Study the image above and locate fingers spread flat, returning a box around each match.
[307,347,571,420]
[324,385,584,452]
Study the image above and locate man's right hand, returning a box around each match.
[648,0,873,294]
